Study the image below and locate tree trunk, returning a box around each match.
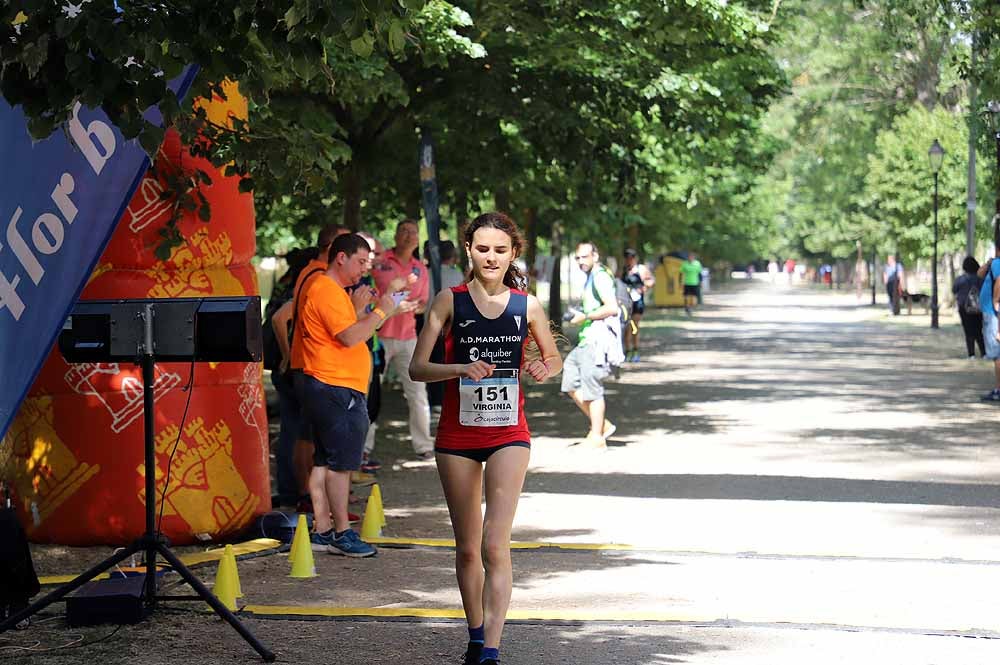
[341,160,364,231]
[627,223,639,252]
[404,186,421,221]
[455,191,469,273]
[495,186,510,215]
[549,223,563,328]
[524,207,538,295]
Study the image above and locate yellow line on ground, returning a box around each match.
[38,538,282,585]
[180,538,282,566]
[240,605,700,623]
[39,572,111,585]
[368,536,645,551]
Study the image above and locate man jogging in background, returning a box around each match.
[297,233,400,557]
[561,241,621,451]
[681,251,702,315]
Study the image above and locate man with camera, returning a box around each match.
[561,241,621,450]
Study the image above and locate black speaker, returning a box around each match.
[58,297,262,363]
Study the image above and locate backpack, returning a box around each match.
[965,284,981,315]
[588,265,633,367]
[261,289,291,371]
[262,267,324,371]
[590,265,635,337]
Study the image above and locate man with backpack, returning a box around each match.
[561,241,624,450]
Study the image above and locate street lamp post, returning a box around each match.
[870,248,876,306]
[928,139,944,330]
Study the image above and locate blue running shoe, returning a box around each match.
[981,388,1000,403]
[329,529,377,558]
[310,529,336,552]
[463,642,482,665]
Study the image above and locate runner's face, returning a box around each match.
[468,227,513,283]
[575,244,596,273]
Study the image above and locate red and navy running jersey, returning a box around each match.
[436,285,531,449]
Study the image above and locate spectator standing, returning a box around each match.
[356,233,413,472]
[439,240,466,290]
[372,219,434,459]
[884,254,904,315]
[680,252,702,315]
[271,224,348,510]
[264,246,318,506]
[297,233,400,556]
[954,256,985,359]
[768,260,779,283]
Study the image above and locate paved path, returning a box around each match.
[16,280,1000,663]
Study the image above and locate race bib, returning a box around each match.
[459,369,520,427]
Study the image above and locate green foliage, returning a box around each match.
[754,0,979,263]
[863,106,990,261]
[2,0,787,266]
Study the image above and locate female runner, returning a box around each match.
[410,212,562,665]
[621,248,655,362]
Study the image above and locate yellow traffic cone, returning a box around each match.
[224,544,243,598]
[289,514,317,578]
[360,492,382,540]
[371,483,387,529]
[288,513,308,567]
[212,551,238,611]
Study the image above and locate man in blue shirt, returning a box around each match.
[977,253,1000,401]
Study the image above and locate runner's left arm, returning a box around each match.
[523,294,562,382]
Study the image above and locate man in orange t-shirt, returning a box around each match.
[269,224,347,509]
[295,233,399,557]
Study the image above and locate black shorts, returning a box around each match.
[631,300,645,316]
[435,441,530,463]
[683,284,699,296]
[297,373,369,471]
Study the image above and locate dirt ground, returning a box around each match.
[8,280,1000,664]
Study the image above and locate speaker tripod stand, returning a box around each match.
[0,304,274,661]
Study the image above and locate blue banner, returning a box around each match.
[419,130,442,295]
[0,67,199,440]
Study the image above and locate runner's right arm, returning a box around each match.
[409,289,494,383]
